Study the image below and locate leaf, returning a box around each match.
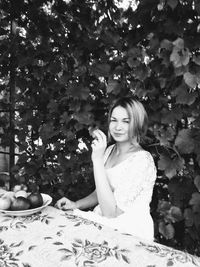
[157,127,176,146]
[90,63,111,77]
[115,251,121,260]
[194,213,200,228]
[74,238,83,245]
[192,55,200,65]
[175,129,194,154]
[16,250,24,256]
[189,192,200,207]
[44,236,53,240]
[194,175,200,191]
[184,208,194,227]
[69,85,90,100]
[60,112,70,124]
[47,100,58,114]
[74,111,93,125]
[170,39,190,67]
[167,0,178,10]
[169,206,183,222]
[53,242,64,245]
[83,260,95,266]
[61,254,73,261]
[160,39,173,50]
[121,254,131,264]
[159,222,175,239]
[157,200,171,212]
[184,72,197,88]
[172,38,184,49]
[161,108,182,124]
[10,241,23,247]
[106,79,120,94]
[71,242,82,248]
[39,122,59,142]
[172,84,197,105]
[58,248,73,254]
[158,155,184,178]
[28,245,37,251]
[127,56,140,68]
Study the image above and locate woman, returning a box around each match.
[55,97,157,241]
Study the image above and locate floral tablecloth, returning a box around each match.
[0,206,200,267]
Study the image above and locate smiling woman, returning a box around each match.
[55,96,157,241]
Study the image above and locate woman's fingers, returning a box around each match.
[55,197,68,209]
[55,197,77,210]
[92,129,107,144]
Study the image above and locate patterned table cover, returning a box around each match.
[0,206,200,267]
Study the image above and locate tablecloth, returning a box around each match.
[0,206,200,267]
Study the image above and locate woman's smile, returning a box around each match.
[113,132,125,137]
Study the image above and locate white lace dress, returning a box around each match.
[74,145,157,241]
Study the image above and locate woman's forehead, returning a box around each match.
[111,106,129,118]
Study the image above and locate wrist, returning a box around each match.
[92,158,104,166]
[75,200,80,209]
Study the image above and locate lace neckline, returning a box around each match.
[104,144,145,170]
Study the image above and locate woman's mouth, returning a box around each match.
[113,133,124,137]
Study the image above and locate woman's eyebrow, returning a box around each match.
[110,116,130,120]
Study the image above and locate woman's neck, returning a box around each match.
[115,141,140,156]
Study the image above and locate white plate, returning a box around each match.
[0,193,52,216]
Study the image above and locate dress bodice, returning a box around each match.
[103,145,157,212]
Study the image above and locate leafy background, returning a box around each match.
[0,0,200,256]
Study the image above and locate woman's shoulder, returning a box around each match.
[129,149,155,165]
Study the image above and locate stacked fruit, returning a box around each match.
[0,185,43,211]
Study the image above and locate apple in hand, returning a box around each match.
[10,197,31,211]
[27,192,43,208]
[0,196,11,210]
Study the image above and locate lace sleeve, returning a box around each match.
[114,151,157,212]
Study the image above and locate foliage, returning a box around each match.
[0,0,200,255]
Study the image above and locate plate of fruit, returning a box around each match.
[0,184,52,216]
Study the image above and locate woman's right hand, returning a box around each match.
[55,197,77,210]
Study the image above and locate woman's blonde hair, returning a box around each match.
[108,97,148,143]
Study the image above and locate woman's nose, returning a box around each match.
[115,122,122,130]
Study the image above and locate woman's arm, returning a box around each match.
[55,190,98,210]
[93,159,123,217]
[75,190,98,210]
[91,129,123,218]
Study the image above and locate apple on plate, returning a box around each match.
[12,184,28,193]
[13,184,22,193]
[15,190,28,198]
[27,192,43,208]
[10,196,31,211]
[0,196,12,210]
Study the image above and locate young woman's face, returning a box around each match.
[109,106,130,143]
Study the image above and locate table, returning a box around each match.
[0,206,200,267]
